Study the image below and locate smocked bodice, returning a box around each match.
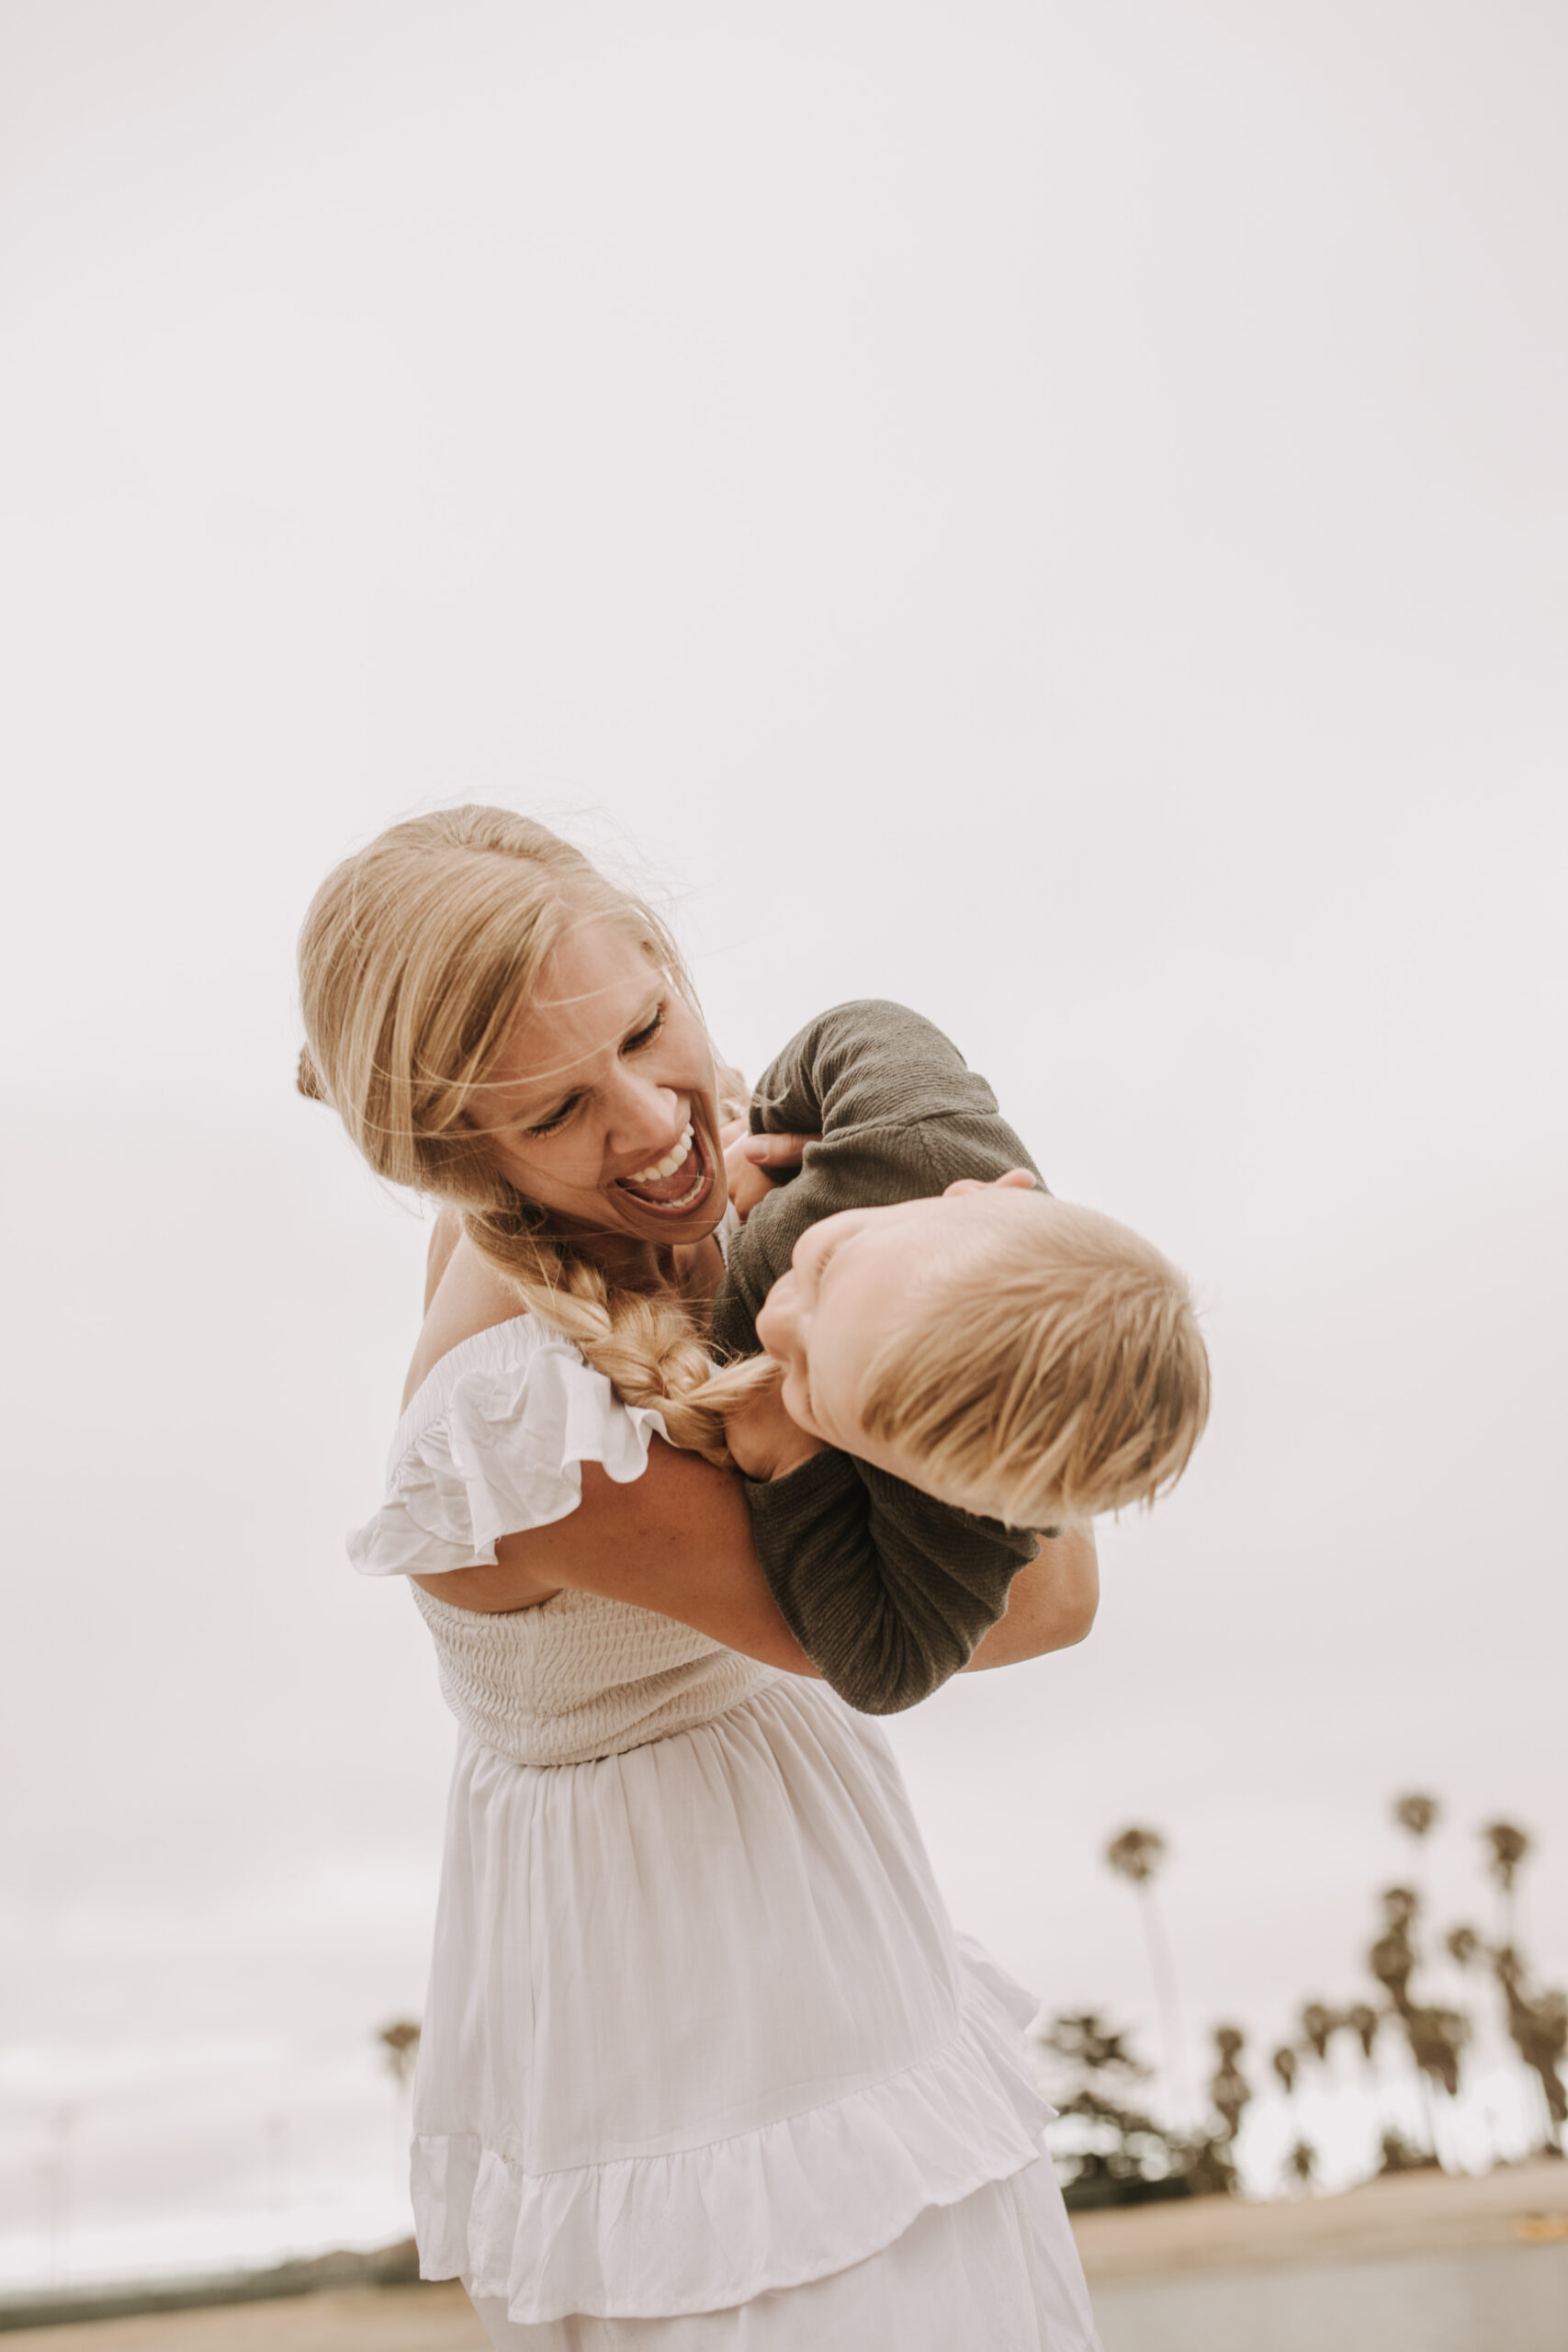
[410,1583,776,1767]
[349,1313,778,1765]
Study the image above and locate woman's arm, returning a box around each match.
[413,1439,822,1678]
[961,1526,1100,1671]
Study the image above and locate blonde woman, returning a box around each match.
[300,807,1104,2351]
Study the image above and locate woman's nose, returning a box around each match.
[607,1068,682,1156]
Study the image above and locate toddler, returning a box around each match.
[708,1001,1208,1712]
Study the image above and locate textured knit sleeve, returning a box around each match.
[712,1000,1042,1353]
[711,1001,1044,1715]
[742,1455,1038,1714]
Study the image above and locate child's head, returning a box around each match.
[753,1186,1209,1527]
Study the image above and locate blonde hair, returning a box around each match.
[856,1193,1210,1529]
[298,806,745,1462]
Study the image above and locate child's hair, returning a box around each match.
[297,805,738,1462]
[856,1193,1210,1529]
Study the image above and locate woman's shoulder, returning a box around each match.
[400,1232,535,1411]
[352,1247,670,1585]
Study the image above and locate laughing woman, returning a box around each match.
[299,807,1103,2351]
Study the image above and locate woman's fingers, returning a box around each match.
[741,1133,818,1168]
[942,1168,1037,1198]
[723,1130,818,1221]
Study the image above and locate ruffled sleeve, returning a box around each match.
[348,1317,670,1578]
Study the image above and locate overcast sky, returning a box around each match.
[3,0,1565,2282]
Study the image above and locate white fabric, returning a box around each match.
[468,2159,1101,2349]
[349,1317,780,1765]
[351,1310,1100,2345]
[406,1583,781,1770]
[351,1317,671,1574]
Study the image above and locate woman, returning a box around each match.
[300,807,1103,2349]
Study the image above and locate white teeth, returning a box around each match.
[625,1123,694,1187]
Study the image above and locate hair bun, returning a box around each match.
[297,1046,328,1102]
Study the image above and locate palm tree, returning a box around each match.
[378,2019,422,2085]
[1404,2004,1470,2101]
[1208,2026,1251,2147]
[1378,2127,1434,2175]
[1445,1925,1482,1971]
[1104,1826,1189,2128]
[1492,1948,1567,2152]
[1369,1887,1419,2015]
[1481,1822,1531,1947]
[1299,2003,1338,2064]
[378,2018,423,2212]
[1345,2004,1381,2064]
[1033,2012,1195,2201]
[1394,1793,1439,1842]
[1393,1793,1440,1930]
[1365,1887,1445,2160]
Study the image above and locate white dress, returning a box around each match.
[351,1314,1102,2351]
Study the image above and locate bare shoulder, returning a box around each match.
[401,1233,525,1410]
[423,1204,466,1311]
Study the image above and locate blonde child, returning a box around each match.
[704,1001,1208,1713]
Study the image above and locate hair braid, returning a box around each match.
[463,1195,771,1466]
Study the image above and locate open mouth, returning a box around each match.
[613,1119,716,1217]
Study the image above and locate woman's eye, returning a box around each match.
[624,1007,666,1053]
[526,1098,578,1137]
[524,1009,663,1136]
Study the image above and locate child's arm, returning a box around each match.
[712,1001,1052,1714]
[715,999,1042,1346]
[738,1451,1040,1709]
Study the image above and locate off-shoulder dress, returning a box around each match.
[350,1310,1102,2350]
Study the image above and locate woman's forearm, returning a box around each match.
[961,1525,1099,1671]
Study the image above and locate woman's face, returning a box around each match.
[477,914,728,1250]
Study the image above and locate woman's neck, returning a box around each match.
[574,1228,725,1319]
[570,1230,675,1296]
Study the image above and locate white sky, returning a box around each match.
[2,0,1565,2281]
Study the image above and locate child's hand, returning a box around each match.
[724,1372,829,1480]
[722,1122,820,1221]
[942,1168,1037,1199]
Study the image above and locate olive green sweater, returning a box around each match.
[710,1000,1044,1716]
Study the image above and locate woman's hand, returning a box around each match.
[942,1168,1037,1200]
[960,1525,1100,1671]
[721,1119,819,1221]
[722,1370,829,1481]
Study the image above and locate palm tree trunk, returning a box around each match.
[1138,1885,1190,2134]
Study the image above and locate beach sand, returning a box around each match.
[0,2284,491,2351]
[1072,2151,1568,2279]
[6,2162,1565,2347]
